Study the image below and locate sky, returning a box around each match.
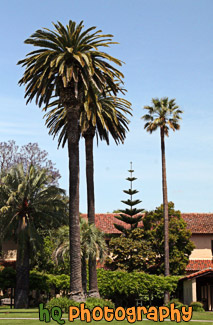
[0,0,213,213]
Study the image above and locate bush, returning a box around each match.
[190,301,205,312]
[0,267,16,290]
[0,268,180,308]
[97,269,180,307]
[46,297,80,313]
[46,297,114,313]
[166,299,188,311]
[85,297,114,309]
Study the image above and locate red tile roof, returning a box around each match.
[181,267,213,280]
[186,260,213,272]
[81,213,213,234]
[181,213,213,234]
[81,213,144,234]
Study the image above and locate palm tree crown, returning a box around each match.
[53,218,106,263]
[0,164,67,308]
[53,218,107,294]
[142,97,183,135]
[0,164,67,235]
[18,20,123,109]
[44,91,131,147]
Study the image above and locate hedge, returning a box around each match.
[0,267,180,306]
[46,297,115,313]
[97,269,180,306]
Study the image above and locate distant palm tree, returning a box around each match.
[44,91,131,297]
[0,164,67,308]
[142,97,182,304]
[53,218,107,294]
[18,20,123,301]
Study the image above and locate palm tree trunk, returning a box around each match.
[84,126,100,298]
[160,128,170,304]
[14,216,29,308]
[63,87,85,302]
[81,254,87,295]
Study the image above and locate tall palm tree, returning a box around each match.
[44,92,131,297]
[142,97,182,304]
[0,164,67,308]
[53,218,107,294]
[18,20,123,301]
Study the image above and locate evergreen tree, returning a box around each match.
[114,162,144,234]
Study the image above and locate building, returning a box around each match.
[179,214,213,310]
[1,213,213,309]
[81,213,213,310]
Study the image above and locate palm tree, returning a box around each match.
[142,97,182,304]
[18,20,123,301]
[0,164,67,308]
[44,92,131,297]
[53,218,107,294]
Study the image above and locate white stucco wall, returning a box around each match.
[183,279,197,305]
[190,234,213,259]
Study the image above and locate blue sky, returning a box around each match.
[1,0,213,213]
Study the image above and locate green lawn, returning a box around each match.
[0,308,212,324]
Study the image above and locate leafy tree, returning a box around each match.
[44,91,131,297]
[0,164,67,308]
[0,140,60,184]
[106,228,155,272]
[18,20,123,301]
[142,97,183,303]
[142,202,195,275]
[107,202,194,276]
[53,218,107,294]
[32,235,68,275]
[114,162,144,234]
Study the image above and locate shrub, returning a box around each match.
[85,297,114,309]
[46,297,80,313]
[190,301,205,312]
[0,267,16,290]
[97,269,180,307]
[166,299,188,311]
[46,297,114,313]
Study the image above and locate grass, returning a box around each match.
[0,308,212,324]
[0,306,213,325]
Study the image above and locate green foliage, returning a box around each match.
[114,163,144,234]
[46,297,114,313]
[0,268,179,308]
[32,236,56,274]
[52,219,107,269]
[0,268,70,293]
[29,271,49,292]
[105,228,155,272]
[97,269,179,307]
[0,267,16,289]
[29,271,70,292]
[0,164,67,244]
[46,297,79,313]
[190,301,205,312]
[166,299,188,311]
[32,235,70,274]
[142,202,195,275]
[85,297,114,309]
[18,20,124,112]
[45,93,131,149]
[142,97,183,137]
[107,202,194,275]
